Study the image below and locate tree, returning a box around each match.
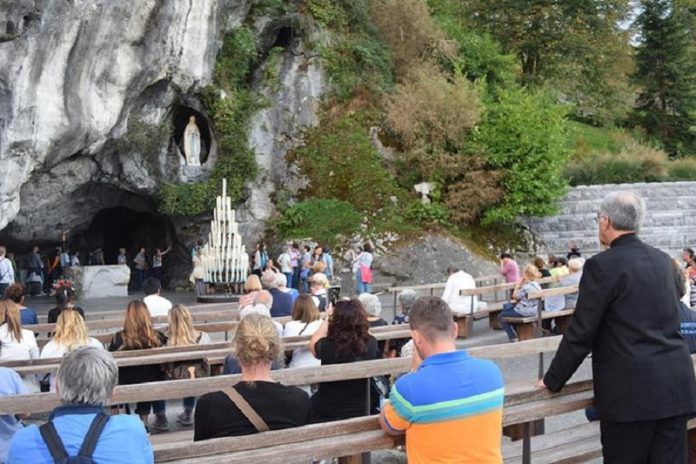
[451,0,634,124]
[475,87,569,223]
[633,0,696,156]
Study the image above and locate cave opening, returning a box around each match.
[273,26,294,48]
[172,106,211,164]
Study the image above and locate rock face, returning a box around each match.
[371,234,498,287]
[0,0,235,233]
[525,181,696,258]
[73,264,130,299]
[0,1,324,285]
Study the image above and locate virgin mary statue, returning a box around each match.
[183,116,201,166]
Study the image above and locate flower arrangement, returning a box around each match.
[51,277,78,297]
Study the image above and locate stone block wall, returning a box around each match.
[525,181,696,258]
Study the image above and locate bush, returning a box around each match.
[565,142,696,185]
[275,199,363,247]
[386,63,481,150]
[289,111,402,213]
[475,86,569,223]
[404,200,451,227]
[667,158,696,181]
[369,0,447,77]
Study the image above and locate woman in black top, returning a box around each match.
[308,299,380,423]
[194,314,310,441]
[108,300,168,431]
[47,286,85,324]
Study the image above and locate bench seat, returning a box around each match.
[501,309,575,341]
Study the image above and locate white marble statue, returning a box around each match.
[183,116,201,166]
[414,182,435,205]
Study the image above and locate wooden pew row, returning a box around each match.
[35,301,239,323]
[35,315,296,348]
[4,322,411,370]
[9,326,414,376]
[30,309,238,333]
[501,286,580,341]
[0,336,568,415]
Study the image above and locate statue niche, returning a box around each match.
[173,107,211,167]
[183,116,201,166]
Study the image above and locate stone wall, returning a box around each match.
[525,181,696,258]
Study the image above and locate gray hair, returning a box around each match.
[56,346,117,406]
[600,191,644,232]
[358,293,382,318]
[262,271,278,289]
[275,273,287,288]
[254,290,273,309]
[397,289,418,313]
[239,304,272,320]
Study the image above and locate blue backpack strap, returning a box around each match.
[39,421,69,463]
[78,413,110,458]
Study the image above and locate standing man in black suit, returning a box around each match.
[538,191,696,463]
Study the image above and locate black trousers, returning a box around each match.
[600,414,688,464]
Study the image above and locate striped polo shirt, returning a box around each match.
[383,350,504,463]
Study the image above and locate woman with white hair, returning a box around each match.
[358,293,387,356]
[8,347,153,463]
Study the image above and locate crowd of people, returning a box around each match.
[1,192,696,462]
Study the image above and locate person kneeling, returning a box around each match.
[8,346,153,463]
[194,314,310,440]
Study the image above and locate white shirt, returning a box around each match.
[40,338,104,359]
[0,326,39,361]
[278,253,292,273]
[40,338,104,391]
[442,271,478,315]
[143,294,173,319]
[0,326,39,392]
[283,320,323,369]
[0,258,14,284]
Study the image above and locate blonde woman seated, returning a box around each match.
[167,304,212,426]
[498,264,542,342]
[194,314,310,441]
[0,300,40,391]
[40,308,103,389]
[237,274,262,310]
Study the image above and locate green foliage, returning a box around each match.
[565,142,696,185]
[404,200,451,227]
[275,199,363,247]
[476,87,570,223]
[308,0,394,100]
[633,0,696,156]
[290,111,401,213]
[215,26,259,90]
[451,0,634,125]
[319,35,394,101]
[120,116,171,160]
[158,27,260,216]
[428,1,518,88]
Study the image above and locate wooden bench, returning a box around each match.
[7,324,414,377]
[500,286,579,341]
[454,276,562,337]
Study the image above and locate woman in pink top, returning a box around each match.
[500,252,520,283]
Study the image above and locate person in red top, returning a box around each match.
[500,253,519,284]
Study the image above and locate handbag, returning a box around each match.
[223,387,269,432]
[164,359,210,380]
[360,264,373,284]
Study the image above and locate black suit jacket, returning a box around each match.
[544,233,696,421]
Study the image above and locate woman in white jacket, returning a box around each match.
[40,308,103,389]
[0,300,40,391]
